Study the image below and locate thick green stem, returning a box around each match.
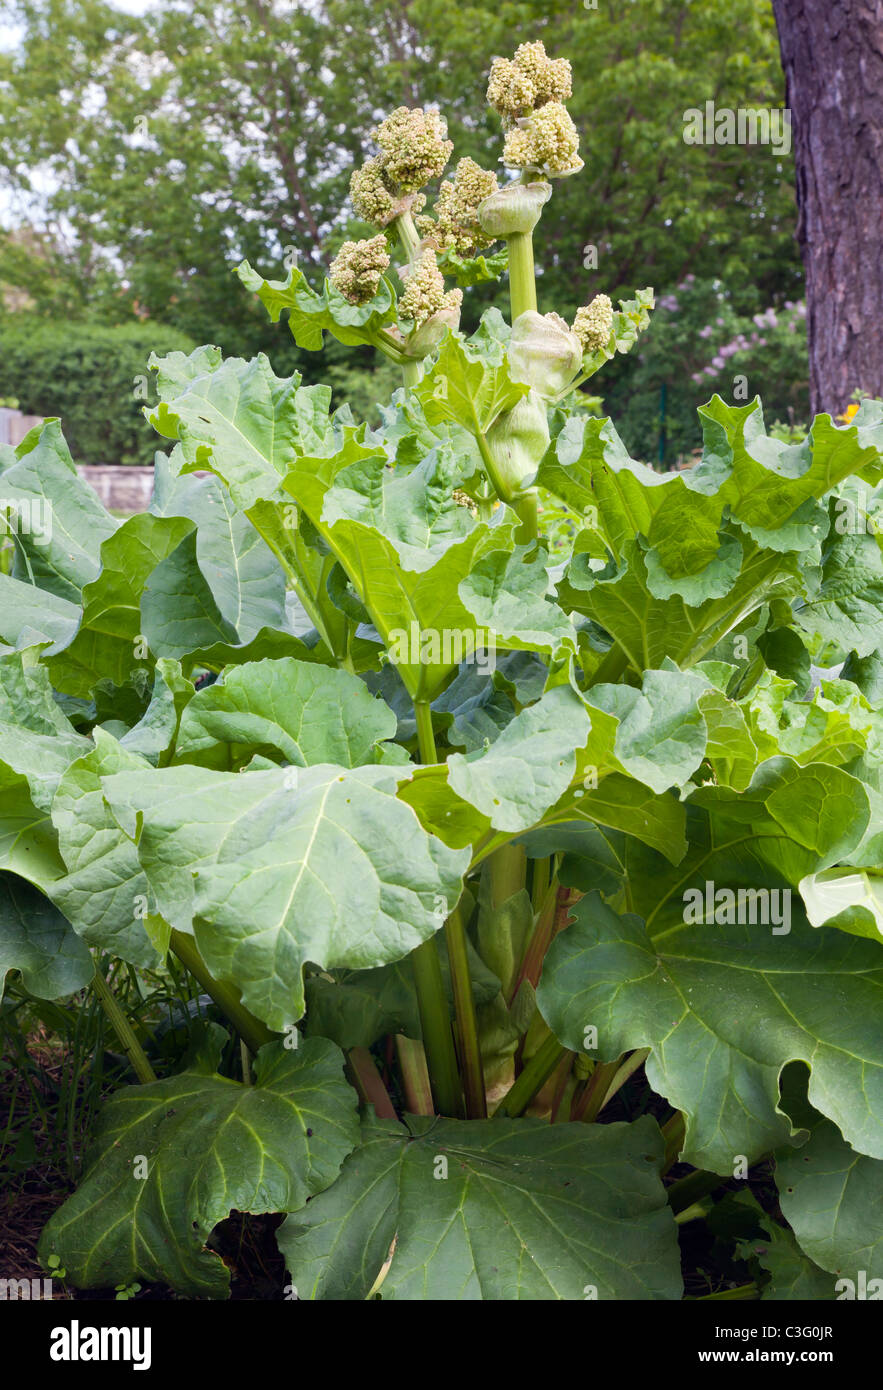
[589,643,633,686]
[530,856,551,914]
[548,1050,576,1122]
[445,904,487,1119]
[511,488,539,544]
[90,969,156,1085]
[372,325,407,358]
[571,1056,623,1122]
[410,939,463,1117]
[507,232,538,319]
[488,842,527,908]
[661,1109,687,1172]
[394,209,422,264]
[413,699,438,765]
[666,1167,726,1215]
[411,701,464,1118]
[510,881,570,1004]
[169,929,274,1056]
[391,211,427,391]
[495,1034,566,1117]
[475,426,514,504]
[402,359,423,389]
[395,1035,434,1116]
[599,1047,651,1110]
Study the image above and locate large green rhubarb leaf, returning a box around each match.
[150,458,288,641]
[413,317,529,442]
[101,763,469,1030]
[47,511,194,697]
[548,401,883,674]
[277,1110,681,1300]
[563,535,800,674]
[726,1194,835,1300]
[39,1029,359,1297]
[538,889,883,1174]
[49,730,162,968]
[794,516,883,661]
[776,1119,883,1285]
[446,685,591,831]
[0,419,117,602]
[148,346,335,510]
[297,445,518,699]
[174,657,396,767]
[0,573,81,653]
[542,399,883,582]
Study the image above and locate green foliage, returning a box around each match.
[0,318,196,466]
[602,277,810,466]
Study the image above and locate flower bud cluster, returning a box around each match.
[350,107,452,228]
[572,294,614,352]
[398,250,463,328]
[416,158,500,254]
[350,158,398,227]
[329,235,391,305]
[373,107,453,193]
[502,102,582,178]
[487,41,572,123]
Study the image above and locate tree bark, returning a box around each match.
[771,0,883,416]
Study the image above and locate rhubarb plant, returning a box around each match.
[1,41,882,1301]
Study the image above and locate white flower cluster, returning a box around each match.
[416,158,500,255]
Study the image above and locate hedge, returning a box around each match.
[0,318,196,466]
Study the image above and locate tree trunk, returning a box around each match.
[771,0,883,417]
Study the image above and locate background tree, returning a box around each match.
[771,0,883,416]
[0,0,804,458]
